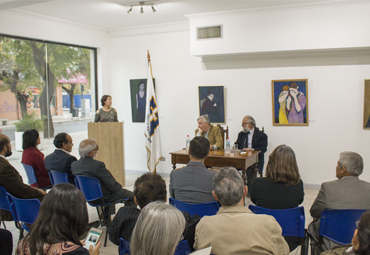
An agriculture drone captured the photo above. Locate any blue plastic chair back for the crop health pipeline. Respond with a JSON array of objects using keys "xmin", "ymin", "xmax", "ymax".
[
  {"xmin": 249, "ymin": 204, "xmax": 305, "ymax": 238},
  {"xmin": 119, "ymin": 238, "xmax": 131, "ymax": 255},
  {"xmin": 22, "ymin": 163, "xmax": 38, "ymax": 187},
  {"xmin": 319, "ymin": 209, "xmax": 367, "ymax": 244},
  {"xmin": 6, "ymin": 193, "xmax": 41, "ymax": 225},
  {"xmin": 169, "ymin": 197, "xmax": 220, "ymax": 217},
  {"xmin": 174, "ymin": 240, "xmax": 191, "ymax": 255},
  {"xmin": 0, "ymin": 186, "xmax": 11, "ymax": 212},
  {"xmin": 74, "ymin": 175, "xmax": 103, "ymax": 204},
  {"xmin": 49, "ymin": 170, "xmax": 70, "ymax": 185}
]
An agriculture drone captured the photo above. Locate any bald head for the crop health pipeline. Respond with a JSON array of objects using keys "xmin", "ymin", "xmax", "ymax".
[
  {"xmin": 78, "ymin": 139, "xmax": 98, "ymax": 158},
  {"xmin": 0, "ymin": 134, "xmax": 12, "ymax": 157}
]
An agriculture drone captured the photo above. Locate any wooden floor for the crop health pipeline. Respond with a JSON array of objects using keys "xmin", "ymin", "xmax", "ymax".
[{"xmin": 6, "ymin": 172, "xmax": 319, "ymax": 255}]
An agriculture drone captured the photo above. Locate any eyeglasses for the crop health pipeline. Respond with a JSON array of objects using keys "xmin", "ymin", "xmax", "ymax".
[
  {"xmin": 92, "ymin": 145, "xmax": 99, "ymax": 151},
  {"xmin": 242, "ymin": 122, "xmax": 249, "ymax": 125}
]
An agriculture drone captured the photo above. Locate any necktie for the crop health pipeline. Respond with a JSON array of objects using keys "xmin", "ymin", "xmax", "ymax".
[{"xmin": 243, "ymin": 132, "xmax": 250, "ymax": 148}]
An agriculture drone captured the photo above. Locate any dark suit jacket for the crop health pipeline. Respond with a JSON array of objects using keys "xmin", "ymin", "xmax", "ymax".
[
  {"xmin": 0, "ymin": 157, "xmax": 45, "ymax": 220},
  {"xmin": 71, "ymin": 156, "xmax": 122, "ymax": 199},
  {"xmin": 251, "ymin": 178, "xmax": 304, "ymax": 209},
  {"xmin": 44, "ymin": 149, "xmax": 77, "ymax": 184},
  {"xmin": 109, "ymin": 206, "xmax": 200, "ymax": 251},
  {"xmin": 235, "ymin": 128, "xmax": 268, "ymax": 173}
]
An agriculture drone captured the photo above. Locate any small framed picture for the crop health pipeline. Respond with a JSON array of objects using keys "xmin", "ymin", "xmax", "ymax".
[
  {"xmin": 198, "ymin": 86, "xmax": 225, "ymax": 124},
  {"xmin": 271, "ymin": 79, "xmax": 308, "ymax": 126},
  {"xmin": 364, "ymin": 80, "xmax": 370, "ymax": 128}
]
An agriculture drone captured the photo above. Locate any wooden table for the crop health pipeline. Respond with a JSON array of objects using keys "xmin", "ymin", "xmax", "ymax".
[{"xmin": 170, "ymin": 149, "xmax": 259, "ymax": 183}]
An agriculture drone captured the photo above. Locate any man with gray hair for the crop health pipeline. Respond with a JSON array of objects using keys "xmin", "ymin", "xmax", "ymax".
[
  {"xmin": 194, "ymin": 167, "xmax": 289, "ymax": 254},
  {"xmin": 195, "ymin": 114, "xmax": 223, "ymax": 150},
  {"xmin": 71, "ymin": 139, "xmax": 135, "ymax": 208},
  {"xmin": 309, "ymin": 151, "xmax": 370, "ymax": 252},
  {"xmin": 235, "ymin": 115, "xmax": 268, "ymax": 189}
]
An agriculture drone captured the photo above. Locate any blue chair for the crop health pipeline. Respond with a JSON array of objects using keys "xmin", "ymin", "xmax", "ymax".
[
  {"xmin": 169, "ymin": 198, "xmax": 220, "ymax": 217},
  {"xmin": 6, "ymin": 193, "xmax": 41, "ymax": 240},
  {"xmin": 0, "ymin": 186, "xmax": 11, "ymax": 228},
  {"xmin": 119, "ymin": 237, "xmax": 131, "ymax": 255},
  {"xmin": 174, "ymin": 240, "xmax": 191, "ymax": 255},
  {"xmin": 74, "ymin": 175, "xmax": 128, "ymax": 247},
  {"xmin": 21, "ymin": 163, "xmax": 38, "ymax": 187},
  {"xmin": 249, "ymin": 204, "xmax": 308, "ymax": 255},
  {"xmin": 49, "ymin": 170, "xmax": 70, "ymax": 185},
  {"xmin": 319, "ymin": 209, "xmax": 367, "ymax": 244}
]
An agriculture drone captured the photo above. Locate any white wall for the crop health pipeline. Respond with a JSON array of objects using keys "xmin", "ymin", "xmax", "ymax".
[
  {"xmin": 188, "ymin": 2, "xmax": 370, "ymax": 56},
  {"xmin": 109, "ymin": 20, "xmax": 370, "ymax": 188}
]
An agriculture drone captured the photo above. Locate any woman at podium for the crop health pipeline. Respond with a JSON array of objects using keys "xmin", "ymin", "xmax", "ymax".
[{"xmin": 94, "ymin": 95, "xmax": 118, "ymax": 122}]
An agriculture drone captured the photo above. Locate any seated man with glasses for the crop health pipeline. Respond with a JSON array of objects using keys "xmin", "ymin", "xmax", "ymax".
[{"xmin": 71, "ymin": 139, "xmax": 135, "ymax": 208}]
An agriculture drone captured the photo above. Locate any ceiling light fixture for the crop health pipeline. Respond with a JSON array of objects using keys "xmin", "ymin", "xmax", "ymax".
[{"xmin": 126, "ymin": 2, "xmax": 156, "ymax": 14}]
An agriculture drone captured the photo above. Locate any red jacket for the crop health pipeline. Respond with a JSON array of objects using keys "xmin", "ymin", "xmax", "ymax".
[{"xmin": 22, "ymin": 147, "xmax": 52, "ymax": 188}]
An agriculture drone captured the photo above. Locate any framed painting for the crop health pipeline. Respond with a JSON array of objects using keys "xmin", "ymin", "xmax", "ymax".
[
  {"xmin": 271, "ymin": 79, "xmax": 308, "ymax": 126},
  {"xmin": 364, "ymin": 80, "xmax": 370, "ymax": 128},
  {"xmin": 130, "ymin": 78, "xmax": 155, "ymax": 123},
  {"xmin": 198, "ymin": 86, "xmax": 225, "ymax": 124}
]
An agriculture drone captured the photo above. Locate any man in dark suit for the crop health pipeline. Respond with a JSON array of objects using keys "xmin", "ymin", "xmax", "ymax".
[
  {"xmin": 170, "ymin": 137, "xmax": 217, "ymax": 203},
  {"xmin": 71, "ymin": 139, "xmax": 135, "ymax": 207},
  {"xmin": 44, "ymin": 132, "xmax": 77, "ymax": 184},
  {"xmin": 235, "ymin": 116, "xmax": 268, "ymax": 190},
  {"xmin": 309, "ymin": 151, "xmax": 370, "ymax": 252},
  {"xmin": 0, "ymin": 134, "xmax": 46, "ymax": 220}
]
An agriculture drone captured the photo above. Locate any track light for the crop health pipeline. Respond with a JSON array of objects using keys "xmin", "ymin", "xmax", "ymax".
[{"xmin": 126, "ymin": 2, "xmax": 156, "ymax": 14}]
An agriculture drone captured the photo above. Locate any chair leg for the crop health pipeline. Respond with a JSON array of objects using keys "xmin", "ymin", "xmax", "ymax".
[
  {"xmin": 104, "ymin": 205, "xmax": 113, "ymax": 247},
  {"xmin": 18, "ymin": 228, "xmax": 24, "ymax": 242},
  {"xmin": 300, "ymin": 231, "xmax": 309, "ymax": 255},
  {"xmin": 1, "ymin": 220, "xmax": 6, "ymax": 229}
]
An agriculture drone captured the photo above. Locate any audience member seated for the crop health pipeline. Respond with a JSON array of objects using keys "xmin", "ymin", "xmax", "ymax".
[
  {"xmin": 250, "ymin": 144, "xmax": 304, "ymax": 251},
  {"xmin": 0, "ymin": 228, "xmax": 12, "ymax": 255},
  {"xmin": 195, "ymin": 115, "xmax": 223, "ymax": 150},
  {"xmin": 0, "ymin": 134, "xmax": 46, "ymax": 221},
  {"xmin": 234, "ymin": 115, "xmax": 268, "ymax": 189},
  {"xmin": 321, "ymin": 211, "xmax": 370, "ymax": 255},
  {"xmin": 194, "ymin": 167, "xmax": 289, "ymax": 254},
  {"xmin": 109, "ymin": 172, "xmax": 201, "ymax": 250},
  {"xmin": 130, "ymin": 201, "xmax": 186, "ymax": 255},
  {"xmin": 309, "ymin": 151, "xmax": 370, "ymax": 253},
  {"xmin": 71, "ymin": 139, "xmax": 135, "ymax": 207},
  {"xmin": 21, "ymin": 129, "xmax": 52, "ymax": 188},
  {"xmin": 44, "ymin": 132, "xmax": 77, "ymax": 184},
  {"xmin": 16, "ymin": 183, "xmax": 100, "ymax": 255},
  {"xmin": 170, "ymin": 136, "xmax": 217, "ymax": 203}
]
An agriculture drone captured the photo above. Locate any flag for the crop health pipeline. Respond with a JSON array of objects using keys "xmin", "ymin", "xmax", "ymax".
[{"xmin": 144, "ymin": 56, "xmax": 162, "ymax": 173}]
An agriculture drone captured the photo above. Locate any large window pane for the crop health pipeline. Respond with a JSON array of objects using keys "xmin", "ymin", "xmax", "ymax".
[{"xmin": 0, "ymin": 35, "xmax": 97, "ymax": 180}]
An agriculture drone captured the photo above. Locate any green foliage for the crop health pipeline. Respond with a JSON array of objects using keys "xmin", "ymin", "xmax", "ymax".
[{"xmin": 14, "ymin": 112, "xmax": 45, "ymax": 132}]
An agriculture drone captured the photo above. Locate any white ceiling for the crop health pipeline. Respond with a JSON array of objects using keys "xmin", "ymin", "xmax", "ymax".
[{"xmin": 0, "ymin": 0, "xmax": 356, "ymax": 30}]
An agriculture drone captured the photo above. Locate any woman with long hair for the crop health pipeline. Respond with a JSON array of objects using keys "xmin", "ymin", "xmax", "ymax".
[
  {"xmin": 21, "ymin": 129, "xmax": 52, "ymax": 188},
  {"xmin": 16, "ymin": 183, "xmax": 100, "ymax": 255},
  {"xmin": 130, "ymin": 201, "xmax": 185, "ymax": 255},
  {"xmin": 250, "ymin": 144, "xmax": 304, "ymax": 251},
  {"xmin": 94, "ymin": 95, "xmax": 118, "ymax": 122}
]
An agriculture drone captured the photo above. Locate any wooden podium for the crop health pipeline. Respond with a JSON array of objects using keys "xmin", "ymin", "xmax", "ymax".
[{"xmin": 88, "ymin": 122, "xmax": 125, "ymax": 186}]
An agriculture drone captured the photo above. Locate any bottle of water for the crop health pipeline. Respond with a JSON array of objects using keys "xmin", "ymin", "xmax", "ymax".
[
  {"xmin": 226, "ymin": 137, "xmax": 231, "ymax": 152},
  {"xmin": 186, "ymin": 135, "xmax": 190, "ymax": 151}
]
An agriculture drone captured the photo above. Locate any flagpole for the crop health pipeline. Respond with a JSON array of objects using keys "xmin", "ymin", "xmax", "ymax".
[{"xmin": 147, "ymin": 50, "xmax": 153, "ymax": 77}]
